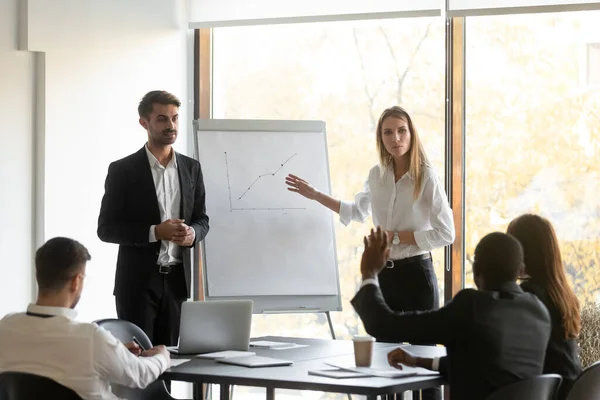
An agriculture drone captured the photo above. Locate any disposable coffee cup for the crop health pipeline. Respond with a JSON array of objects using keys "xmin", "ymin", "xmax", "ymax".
[{"xmin": 353, "ymin": 335, "xmax": 375, "ymax": 367}]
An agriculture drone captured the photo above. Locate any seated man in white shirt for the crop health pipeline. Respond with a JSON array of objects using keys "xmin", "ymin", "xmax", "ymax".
[{"xmin": 0, "ymin": 237, "xmax": 171, "ymax": 400}]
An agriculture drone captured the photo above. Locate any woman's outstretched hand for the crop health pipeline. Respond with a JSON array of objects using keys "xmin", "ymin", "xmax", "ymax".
[{"xmin": 285, "ymin": 174, "xmax": 319, "ymax": 200}]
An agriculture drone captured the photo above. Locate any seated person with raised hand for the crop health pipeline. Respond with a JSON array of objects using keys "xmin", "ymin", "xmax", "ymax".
[
  {"xmin": 353, "ymin": 227, "xmax": 552, "ymax": 400},
  {"xmin": 0, "ymin": 237, "xmax": 171, "ymax": 400}
]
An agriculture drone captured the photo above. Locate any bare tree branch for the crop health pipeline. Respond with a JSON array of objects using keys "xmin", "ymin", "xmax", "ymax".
[
  {"xmin": 380, "ymin": 23, "xmax": 432, "ymax": 105},
  {"xmin": 411, "ymin": 110, "xmax": 443, "ymax": 121},
  {"xmin": 352, "ymin": 27, "xmax": 377, "ymax": 129}
]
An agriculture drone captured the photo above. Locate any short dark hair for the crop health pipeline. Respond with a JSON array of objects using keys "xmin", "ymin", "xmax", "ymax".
[
  {"xmin": 138, "ymin": 90, "xmax": 181, "ymax": 119},
  {"xmin": 35, "ymin": 237, "xmax": 91, "ymax": 292},
  {"xmin": 473, "ymin": 232, "xmax": 524, "ymax": 285}
]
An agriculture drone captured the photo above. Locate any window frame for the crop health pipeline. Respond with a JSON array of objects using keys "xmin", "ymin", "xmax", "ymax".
[{"xmin": 193, "ymin": 18, "xmax": 468, "ymax": 303}]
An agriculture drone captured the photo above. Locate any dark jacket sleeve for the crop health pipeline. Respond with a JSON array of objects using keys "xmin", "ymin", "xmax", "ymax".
[
  {"xmin": 351, "ymin": 284, "xmax": 470, "ymax": 345},
  {"xmin": 438, "ymin": 356, "xmax": 449, "ymax": 376},
  {"xmin": 189, "ymin": 161, "xmax": 209, "ymax": 245},
  {"xmin": 97, "ymin": 162, "xmax": 151, "ymax": 247}
]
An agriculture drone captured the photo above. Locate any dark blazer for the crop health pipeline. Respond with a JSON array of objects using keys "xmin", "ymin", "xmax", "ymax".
[
  {"xmin": 352, "ymin": 282, "xmax": 551, "ymax": 400},
  {"xmin": 97, "ymin": 147, "xmax": 209, "ymax": 298},
  {"xmin": 521, "ymin": 279, "xmax": 582, "ymax": 400}
]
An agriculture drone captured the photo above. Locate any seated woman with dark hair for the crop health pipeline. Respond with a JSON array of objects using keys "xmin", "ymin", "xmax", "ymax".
[{"xmin": 507, "ymin": 213, "xmax": 582, "ymax": 400}]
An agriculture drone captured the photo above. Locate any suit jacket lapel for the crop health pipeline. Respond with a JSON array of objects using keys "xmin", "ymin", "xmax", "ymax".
[
  {"xmin": 136, "ymin": 146, "xmax": 161, "ymax": 224},
  {"xmin": 176, "ymin": 153, "xmax": 191, "ymax": 221}
]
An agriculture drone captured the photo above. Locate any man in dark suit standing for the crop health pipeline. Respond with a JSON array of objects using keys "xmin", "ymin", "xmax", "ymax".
[
  {"xmin": 352, "ymin": 228, "xmax": 551, "ymax": 400},
  {"xmin": 98, "ymin": 90, "xmax": 209, "ymax": 346}
]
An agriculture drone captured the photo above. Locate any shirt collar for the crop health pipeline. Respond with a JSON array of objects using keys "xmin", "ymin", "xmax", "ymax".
[
  {"xmin": 27, "ymin": 304, "xmax": 77, "ymax": 319},
  {"xmin": 145, "ymin": 143, "xmax": 178, "ymax": 169},
  {"xmin": 486, "ymin": 281, "xmax": 524, "ymax": 295},
  {"xmin": 385, "ymin": 167, "xmax": 413, "ymax": 183}
]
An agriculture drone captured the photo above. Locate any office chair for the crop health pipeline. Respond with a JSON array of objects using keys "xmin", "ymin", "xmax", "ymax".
[
  {"xmin": 485, "ymin": 374, "xmax": 562, "ymax": 400},
  {"xmin": 94, "ymin": 318, "xmax": 179, "ymax": 400},
  {"xmin": 0, "ymin": 371, "xmax": 82, "ymax": 400},
  {"xmin": 565, "ymin": 361, "xmax": 600, "ymax": 400}
]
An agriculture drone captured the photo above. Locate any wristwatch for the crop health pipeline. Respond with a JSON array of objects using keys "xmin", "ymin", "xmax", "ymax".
[{"xmin": 392, "ymin": 232, "xmax": 400, "ymax": 245}]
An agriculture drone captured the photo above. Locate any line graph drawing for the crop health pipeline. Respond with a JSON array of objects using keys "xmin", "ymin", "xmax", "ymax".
[
  {"xmin": 224, "ymin": 152, "xmax": 306, "ymax": 212},
  {"xmin": 238, "ymin": 153, "xmax": 297, "ymax": 200}
]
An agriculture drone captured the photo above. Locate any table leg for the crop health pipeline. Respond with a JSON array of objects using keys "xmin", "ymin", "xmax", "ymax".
[
  {"xmin": 192, "ymin": 382, "xmax": 205, "ymax": 400},
  {"xmin": 266, "ymin": 387, "xmax": 275, "ymax": 400},
  {"xmin": 220, "ymin": 384, "xmax": 231, "ymax": 400}
]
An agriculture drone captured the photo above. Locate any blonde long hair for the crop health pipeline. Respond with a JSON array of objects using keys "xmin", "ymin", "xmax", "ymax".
[{"xmin": 375, "ymin": 106, "xmax": 429, "ymax": 201}]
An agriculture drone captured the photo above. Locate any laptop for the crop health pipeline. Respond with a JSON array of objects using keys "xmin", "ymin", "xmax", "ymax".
[{"xmin": 167, "ymin": 300, "xmax": 253, "ymax": 355}]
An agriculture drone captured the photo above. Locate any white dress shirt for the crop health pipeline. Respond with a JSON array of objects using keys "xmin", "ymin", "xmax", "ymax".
[
  {"xmin": 0, "ymin": 304, "xmax": 170, "ymax": 400},
  {"xmin": 145, "ymin": 145, "xmax": 184, "ymax": 266},
  {"xmin": 340, "ymin": 164, "xmax": 455, "ymax": 260}
]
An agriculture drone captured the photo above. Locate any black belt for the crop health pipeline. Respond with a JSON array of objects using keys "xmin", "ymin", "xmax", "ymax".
[
  {"xmin": 385, "ymin": 253, "xmax": 431, "ymax": 269},
  {"xmin": 158, "ymin": 263, "xmax": 181, "ymax": 275}
]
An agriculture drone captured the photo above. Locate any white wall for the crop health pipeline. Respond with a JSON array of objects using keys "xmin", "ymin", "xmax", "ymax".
[
  {"xmin": 0, "ymin": 0, "xmax": 35, "ymax": 317},
  {"xmin": 0, "ymin": 0, "xmax": 192, "ymax": 322}
]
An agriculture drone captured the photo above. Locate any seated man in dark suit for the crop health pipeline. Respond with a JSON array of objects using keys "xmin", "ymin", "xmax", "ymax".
[{"xmin": 352, "ymin": 227, "xmax": 552, "ymax": 400}]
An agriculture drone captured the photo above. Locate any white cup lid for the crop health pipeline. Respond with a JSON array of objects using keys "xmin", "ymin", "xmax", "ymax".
[{"xmin": 352, "ymin": 335, "xmax": 375, "ymax": 342}]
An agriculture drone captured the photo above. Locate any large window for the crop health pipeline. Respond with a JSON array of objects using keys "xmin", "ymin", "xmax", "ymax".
[
  {"xmin": 212, "ymin": 17, "xmax": 447, "ymax": 340},
  {"xmin": 465, "ymin": 11, "xmax": 600, "ymax": 305}
]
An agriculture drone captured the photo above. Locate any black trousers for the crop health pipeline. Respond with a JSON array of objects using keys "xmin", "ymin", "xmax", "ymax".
[
  {"xmin": 115, "ymin": 263, "xmax": 187, "ymax": 347},
  {"xmin": 378, "ymin": 255, "xmax": 442, "ymax": 400}
]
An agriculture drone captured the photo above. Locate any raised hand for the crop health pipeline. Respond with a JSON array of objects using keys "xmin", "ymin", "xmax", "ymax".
[
  {"xmin": 360, "ymin": 226, "xmax": 391, "ymax": 280},
  {"xmin": 285, "ymin": 174, "xmax": 319, "ymax": 200}
]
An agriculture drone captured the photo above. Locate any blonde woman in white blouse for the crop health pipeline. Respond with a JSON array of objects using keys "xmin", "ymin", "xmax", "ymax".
[{"xmin": 286, "ymin": 106, "xmax": 454, "ymax": 400}]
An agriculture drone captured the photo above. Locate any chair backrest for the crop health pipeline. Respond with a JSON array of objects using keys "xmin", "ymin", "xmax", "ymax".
[
  {"xmin": 485, "ymin": 374, "xmax": 562, "ymax": 400},
  {"xmin": 95, "ymin": 318, "xmax": 153, "ymax": 350},
  {"xmin": 94, "ymin": 318, "xmax": 174, "ymax": 400},
  {"xmin": 565, "ymin": 361, "xmax": 600, "ymax": 400},
  {"xmin": 0, "ymin": 371, "xmax": 82, "ymax": 400}
]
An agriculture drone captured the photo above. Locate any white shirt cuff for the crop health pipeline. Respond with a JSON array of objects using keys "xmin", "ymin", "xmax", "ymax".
[
  {"xmin": 361, "ymin": 278, "xmax": 379, "ymax": 288},
  {"xmin": 338, "ymin": 200, "xmax": 354, "ymax": 226},
  {"xmin": 155, "ymin": 353, "xmax": 171, "ymax": 370},
  {"xmin": 413, "ymin": 230, "xmax": 431, "ymax": 251},
  {"xmin": 149, "ymin": 225, "xmax": 157, "ymax": 243},
  {"xmin": 432, "ymin": 357, "xmax": 440, "ymax": 371}
]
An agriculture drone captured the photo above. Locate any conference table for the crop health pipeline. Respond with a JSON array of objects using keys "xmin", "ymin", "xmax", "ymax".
[{"xmin": 163, "ymin": 336, "xmax": 446, "ymax": 400}]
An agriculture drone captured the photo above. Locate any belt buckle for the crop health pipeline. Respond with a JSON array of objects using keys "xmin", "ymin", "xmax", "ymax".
[
  {"xmin": 158, "ymin": 265, "xmax": 172, "ymax": 274},
  {"xmin": 385, "ymin": 260, "xmax": 394, "ymax": 269}
]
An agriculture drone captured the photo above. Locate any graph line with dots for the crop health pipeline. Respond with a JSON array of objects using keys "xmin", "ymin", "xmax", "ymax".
[{"xmin": 224, "ymin": 151, "xmax": 306, "ymax": 212}]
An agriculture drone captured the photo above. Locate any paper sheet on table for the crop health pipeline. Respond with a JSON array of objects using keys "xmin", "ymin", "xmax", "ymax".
[
  {"xmin": 270, "ymin": 344, "xmax": 309, "ymax": 350},
  {"xmin": 197, "ymin": 351, "xmax": 256, "ymax": 359},
  {"xmin": 324, "ymin": 362, "xmax": 418, "ymax": 379},
  {"xmin": 170, "ymin": 359, "xmax": 191, "ymax": 367},
  {"xmin": 308, "ymin": 369, "xmax": 371, "ymax": 379},
  {"xmin": 250, "ymin": 340, "xmax": 295, "ymax": 349}
]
